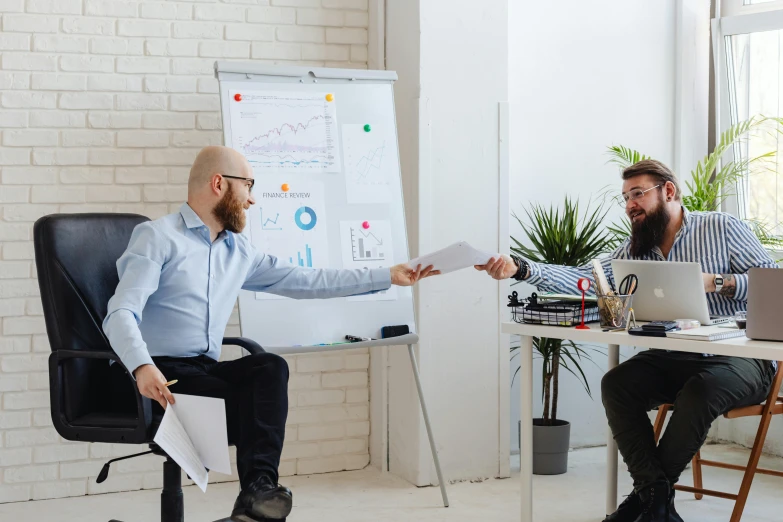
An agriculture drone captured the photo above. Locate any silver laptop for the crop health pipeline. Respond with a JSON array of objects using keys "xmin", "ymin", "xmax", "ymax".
[
  {"xmin": 747, "ymin": 267, "xmax": 783, "ymax": 341},
  {"xmin": 611, "ymin": 260, "xmax": 730, "ymax": 325}
]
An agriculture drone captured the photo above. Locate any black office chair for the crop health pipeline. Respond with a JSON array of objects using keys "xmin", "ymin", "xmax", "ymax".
[{"xmin": 34, "ymin": 214, "xmax": 264, "ymax": 522}]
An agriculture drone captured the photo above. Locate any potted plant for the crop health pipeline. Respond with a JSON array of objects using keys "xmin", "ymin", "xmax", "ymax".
[
  {"xmin": 606, "ymin": 116, "xmax": 783, "ymax": 250},
  {"xmin": 510, "ymin": 197, "xmax": 616, "ymax": 474}
]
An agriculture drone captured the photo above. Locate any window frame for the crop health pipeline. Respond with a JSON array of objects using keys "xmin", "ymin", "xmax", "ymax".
[
  {"xmin": 712, "ymin": 8, "xmax": 783, "ymax": 218},
  {"xmin": 723, "ymin": 0, "xmax": 783, "ymax": 17}
]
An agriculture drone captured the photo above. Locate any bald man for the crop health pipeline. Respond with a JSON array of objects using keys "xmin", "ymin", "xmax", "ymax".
[{"xmin": 103, "ymin": 146, "xmax": 437, "ymax": 522}]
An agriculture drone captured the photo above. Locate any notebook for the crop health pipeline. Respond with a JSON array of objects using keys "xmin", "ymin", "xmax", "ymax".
[{"xmin": 666, "ymin": 326, "xmax": 746, "ymax": 342}]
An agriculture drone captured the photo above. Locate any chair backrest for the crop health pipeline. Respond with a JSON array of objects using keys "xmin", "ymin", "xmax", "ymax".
[
  {"xmin": 34, "ymin": 214, "xmax": 149, "ymax": 425},
  {"xmin": 34, "ymin": 213, "xmax": 149, "ymax": 353}
]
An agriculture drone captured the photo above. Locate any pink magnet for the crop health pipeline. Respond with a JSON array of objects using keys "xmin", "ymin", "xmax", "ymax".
[{"xmin": 362, "ymin": 221, "xmax": 370, "ymax": 229}]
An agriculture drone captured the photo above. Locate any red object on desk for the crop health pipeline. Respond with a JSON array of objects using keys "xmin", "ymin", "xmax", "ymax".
[{"xmin": 576, "ymin": 278, "xmax": 591, "ymax": 330}]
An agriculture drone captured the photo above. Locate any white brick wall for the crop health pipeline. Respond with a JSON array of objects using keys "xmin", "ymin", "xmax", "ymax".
[{"xmin": 0, "ymin": 0, "xmax": 370, "ymax": 504}]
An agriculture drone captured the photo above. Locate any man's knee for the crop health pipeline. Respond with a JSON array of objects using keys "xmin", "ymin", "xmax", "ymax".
[
  {"xmin": 247, "ymin": 352, "xmax": 290, "ymax": 381},
  {"xmin": 601, "ymin": 364, "xmax": 632, "ymax": 404}
]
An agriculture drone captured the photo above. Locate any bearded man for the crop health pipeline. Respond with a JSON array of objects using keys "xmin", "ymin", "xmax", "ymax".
[
  {"xmin": 475, "ymin": 159, "xmax": 777, "ymax": 522},
  {"xmin": 103, "ymin": 146, "xmax": 437, "ymax": 522}
]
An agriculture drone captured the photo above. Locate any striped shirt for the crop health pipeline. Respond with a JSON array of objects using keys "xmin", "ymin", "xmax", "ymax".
[{"xmin": 525, "ymin": 207, "xmax": 778, "ymax": 317}]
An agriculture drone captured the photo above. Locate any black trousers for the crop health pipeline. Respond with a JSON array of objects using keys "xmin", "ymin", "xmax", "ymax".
[
  {"xmin": 113, "ymin": 353, "xmax": 290, "ymax": 490},
  {"xmin": 601, "ymin": 350, "xmax": 774, "ymax": 491}
]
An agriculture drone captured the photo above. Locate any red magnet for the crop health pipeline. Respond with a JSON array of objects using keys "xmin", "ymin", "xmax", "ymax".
[
  {"xmin": 362, "ymin": 221, "xmax": 370, "ymax": 229},
  {"xmin": 234, "ymin": 93, "xmax": 242, "ymax": 102}
]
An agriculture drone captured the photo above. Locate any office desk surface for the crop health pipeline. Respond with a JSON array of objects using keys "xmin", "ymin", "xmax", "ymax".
[
  {"xmin": 501, "ymin": 322, "xmax": 783, "ymax": 361},
  {"xmin": 501, "ymin": 320, "xmax": 783, "ymax": 522}
]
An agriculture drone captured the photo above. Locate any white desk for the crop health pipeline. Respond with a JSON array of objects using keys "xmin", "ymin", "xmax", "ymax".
[{"xmin": 501, "ymin": 321, "xmax": 783, "ymax": 522}]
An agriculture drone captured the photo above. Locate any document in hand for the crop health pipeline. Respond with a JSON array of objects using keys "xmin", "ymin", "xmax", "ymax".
[
  {"xmin": 409, "ymin": 241, "xmax": 496, "ymax": 275},
  {"xmin": 153, "ymin": 394, "xmax": 231, "ymax": 492}
]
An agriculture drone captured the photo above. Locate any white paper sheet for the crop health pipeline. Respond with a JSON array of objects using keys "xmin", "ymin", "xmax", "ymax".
[
  {"xmin": 339, "ymin": 220, "xmax": 397, "ymax": 302},
  {"xmin": 409, "ymin": 241, "xmax": 497, "ymax": 275},
  {"xmin": 247, "ymin": 181, "xmax": 330, "ymax": 300},
  {"xmin": 228, "ymin": 90, "xmax": 341, "ymax": 173},
  {"xmin": 342, "ymin": 124, "xmax": 397, "ymax": 204},
  {"xmin": 171, "ymin": 394, "xmax": 231, "ymax": 476},
  {"xmin": 153, "ymin": 403, "xmax": 209, "ymax": 493},
  {"xmin": 152, "ymin": 394, "xmax": 231, "ymax": 493}
]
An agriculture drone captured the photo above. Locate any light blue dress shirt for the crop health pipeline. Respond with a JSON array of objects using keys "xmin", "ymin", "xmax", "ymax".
[{"xmin": 103, "ymin": 203, "xmax": 392, "ymax": 375}]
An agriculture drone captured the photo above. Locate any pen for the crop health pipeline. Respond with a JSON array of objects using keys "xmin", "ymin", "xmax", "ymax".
[
  {"xmin": 316, "ymin": 341, "xmax": 352, "ymax": 346},
  {"xmin": 165, "ymin": 380, "xmax": 178, "ymax": 387}
]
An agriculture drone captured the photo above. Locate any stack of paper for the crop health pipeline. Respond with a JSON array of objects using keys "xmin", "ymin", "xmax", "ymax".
[
  {"xmin": 409, "ymin": 241, "xmax": 496, "ymax": 274},
  {"xmin": 153, "ymin": 394, "xmax": 231, "ymax": 492}
]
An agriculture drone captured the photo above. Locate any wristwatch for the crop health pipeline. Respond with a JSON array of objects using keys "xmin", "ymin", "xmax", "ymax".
[
  {"xmin": 510, "ymin": 254, "xmax": 529, "ymax": 281},
  {"xmin": 713, "ymin": 274, "xmax": 724, "ymax": 293}
]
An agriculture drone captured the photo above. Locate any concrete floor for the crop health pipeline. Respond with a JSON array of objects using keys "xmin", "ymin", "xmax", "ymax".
[{"xmin": 1, "ymin": 444, "xmax": 782, "ymax": 522}]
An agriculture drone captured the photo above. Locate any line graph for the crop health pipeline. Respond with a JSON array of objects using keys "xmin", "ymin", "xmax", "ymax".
[
  {"xmin": 229, "ymin": 91, "xmax": 340, "ymax": 172},
  {"xmin": 342, "ymin": 124, "xmax": 396, "ymax": 204},
  {"xmin": 260, "ymin": 208, "xmax": 282, "ymax": 230},
  {"xmin": 354, "ymin": 142, "xmax": 386, "ymax": 181}
]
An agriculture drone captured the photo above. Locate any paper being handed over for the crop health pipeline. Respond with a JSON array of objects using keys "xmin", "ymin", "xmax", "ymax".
[
  {"xmin": 409, "ymin": 241, "xmax": 496, "ymax": 275},
  {"xmin": 152, "ymin": 394, "xmax": 231, "ymax": 493}
]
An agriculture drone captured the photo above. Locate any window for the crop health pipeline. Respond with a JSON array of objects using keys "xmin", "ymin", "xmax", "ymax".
[
  {"xmin": 725, "ymin": 29, "xmax": 782, "ymax": 230},
  {"xmin": 715, "ymin": 8, "xmax": 783, "ymax": 233}
]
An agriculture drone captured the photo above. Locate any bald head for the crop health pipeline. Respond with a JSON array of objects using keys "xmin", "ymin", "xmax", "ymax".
[{"xmin": 188, "ymin": 146, "xmax": 252, "ymax": 197}]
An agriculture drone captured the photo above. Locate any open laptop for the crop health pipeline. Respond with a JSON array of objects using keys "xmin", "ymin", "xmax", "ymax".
[
  {"xmin": 611, "ymin": 260, "xmax": 731, "ymax": 325},
  {"xmin": 747, "ymin": 267, "xmax": 783, "ymax": 341}
]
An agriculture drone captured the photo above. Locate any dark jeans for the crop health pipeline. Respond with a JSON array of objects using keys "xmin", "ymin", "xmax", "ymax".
[
  {"xmin": 113, "ymin": 353, "xmax": 290, "ymax": 490},
  {"xmin": 601, "ymin": 350, "xmax": 774, "ymax": 490}
]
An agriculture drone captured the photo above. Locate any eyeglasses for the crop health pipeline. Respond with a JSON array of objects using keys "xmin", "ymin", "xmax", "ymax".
[
  {"xmin": 620, "ymin": 184, "xmax": 661, "ymax": 206},
  {"xmin": 221, "ymin": 174, "xmax": 255, "ymax": 192}
]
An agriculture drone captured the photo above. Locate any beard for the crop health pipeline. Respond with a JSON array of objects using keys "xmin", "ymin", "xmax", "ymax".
[
  {"xmin": 212, "ymin": 182, "xmax": 246, "ymax": 233},
  {"xmin": 629, "ymin": 198, "xmax": 671, "ymax": 258}
]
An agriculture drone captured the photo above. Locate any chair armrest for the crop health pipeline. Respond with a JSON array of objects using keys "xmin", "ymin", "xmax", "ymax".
[
  {"xmin": 50, "ymin": 350, "xmax": 152, "ymax": 444},
  {"xmin": 222, "ymin": 337, "xmax": 265, "ymax": 355}
]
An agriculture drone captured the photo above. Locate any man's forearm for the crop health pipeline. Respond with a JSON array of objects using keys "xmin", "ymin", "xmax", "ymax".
[
  {"xmin": 705, "ymin": 273, "xmax": 738, "ymax": 298},
  {"xmin": 719, "ymin": 274, "xmax": 737, "ymax": 298}
]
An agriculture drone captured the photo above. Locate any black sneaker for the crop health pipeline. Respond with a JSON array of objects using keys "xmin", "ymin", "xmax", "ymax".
[
  {"xmin": 231, "ymin": 476, "xmax": 292, "ymax": 521},
  {"xmin": 604, "ymin": 490, "xmax": 641, "ymax": 522},
  {"xmin": 632, "ymin": 481, "xmax": 671, "ymax": 522}
]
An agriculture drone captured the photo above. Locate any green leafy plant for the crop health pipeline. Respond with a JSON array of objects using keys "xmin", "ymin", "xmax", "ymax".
[
  {"xmin": 606, "ymin": 116, "xmax": 783, "ymax": 248},
  {"xmin": 510, "ymin": 197, "xmax": 614, "ymax": 425}
]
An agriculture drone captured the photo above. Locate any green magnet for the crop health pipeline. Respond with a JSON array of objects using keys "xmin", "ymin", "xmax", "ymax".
[{"xmin": 363, "ymin": 124, "xmax": 371, "ymax": 132}]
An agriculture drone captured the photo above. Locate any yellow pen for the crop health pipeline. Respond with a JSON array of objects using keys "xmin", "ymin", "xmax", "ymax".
[{"xmin": 165, "ymin": 380, "xmax": 178, "ymax": 387}]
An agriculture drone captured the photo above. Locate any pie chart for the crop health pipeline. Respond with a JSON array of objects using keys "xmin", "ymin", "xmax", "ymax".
[{"xmin": 294, "ymin": 206, "xmax": 317, "ymax": 231}]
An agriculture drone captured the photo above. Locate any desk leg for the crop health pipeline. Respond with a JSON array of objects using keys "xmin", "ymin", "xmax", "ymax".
[
  {"xmin": 520, "ymin": 335, "xmax": 533, "ymax": 522},
  {"xmin": 606, "ymin": 344, "xmax": 620, "ymax": 515},
  {"xmin": 407, "ymin": 344, "xmax": 449, "ymax": 508}
]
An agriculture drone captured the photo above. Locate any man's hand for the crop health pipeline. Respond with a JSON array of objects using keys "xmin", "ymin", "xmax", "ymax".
[
  {"xmin": 475, "ymin": 255, "xmax": 518, "ymax": 281},
  {"xmin": 134, "ymin": 364, "xmax": 175, "ymax": 410},
  {"xmin": 390, "ymin": 263, "xmax": 439, "ymax": 286}
]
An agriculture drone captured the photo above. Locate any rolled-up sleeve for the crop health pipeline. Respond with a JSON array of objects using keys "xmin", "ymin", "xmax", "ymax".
[
  {"xmin": 243, "ymin": 248, "xmax": 391, "ymax": 299},
  {"xmin": 102, "ymin": 222, "xmax": 167, "ymax": 376},
  {"xmin": 725, "ymin": 215, "xmax": 779, "ymax": 302}
]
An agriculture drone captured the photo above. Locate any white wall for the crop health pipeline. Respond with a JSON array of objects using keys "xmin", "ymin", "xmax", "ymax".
[
  {"xmin": 386, "ymin": 0, "xmax": 508, "ymax": 485},
  {"xmin": 508, "ymin": 0, "xmax": 681, "ymax": 452},
  {"xmin": 0, "ymin": 0, "xmax": 374, "ymax": 504}
]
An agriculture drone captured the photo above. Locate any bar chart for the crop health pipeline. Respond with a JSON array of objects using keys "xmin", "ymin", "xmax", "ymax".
[{"xmin": 289, "ymin": 244, "xmax": 313, "ymax": 267}]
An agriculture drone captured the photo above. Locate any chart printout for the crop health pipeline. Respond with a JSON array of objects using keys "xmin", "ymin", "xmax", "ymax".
[{"xmin": 229, "ymin": 91, "xmax": 341, "ymax": 173}]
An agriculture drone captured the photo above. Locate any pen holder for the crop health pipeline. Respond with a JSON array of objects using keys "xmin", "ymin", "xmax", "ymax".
[{"xmin": 596, "ymin": 293, "xmax": 634, "ymax": 329}]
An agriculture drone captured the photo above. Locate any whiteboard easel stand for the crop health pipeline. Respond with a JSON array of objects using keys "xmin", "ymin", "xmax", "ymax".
[{"xmin": 265, "ymin": 333, "xmax": 449, "ymax": 508}]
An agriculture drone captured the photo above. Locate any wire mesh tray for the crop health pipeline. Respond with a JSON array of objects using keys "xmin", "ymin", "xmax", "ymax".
[{"xmin": 508, "ymin": 291, "xmax": 599, "ymax": 327}]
